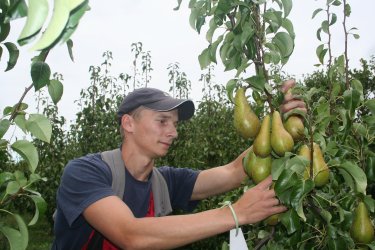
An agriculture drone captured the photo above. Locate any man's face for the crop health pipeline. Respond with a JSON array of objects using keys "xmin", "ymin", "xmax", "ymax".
[{"xmin": 130, "ymin": 108, "xmax": 179, "ymax": 158}]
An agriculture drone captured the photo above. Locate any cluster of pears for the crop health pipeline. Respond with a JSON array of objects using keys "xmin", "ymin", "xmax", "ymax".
[{"xmin": 350, "ymin": 201, "xmax": 375, "ymax": 245}]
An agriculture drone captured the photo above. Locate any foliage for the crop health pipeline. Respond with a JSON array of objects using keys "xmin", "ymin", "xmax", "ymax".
[{"xmin": 181, "ymin": 0, "xmax": 375, "ymax": 249}]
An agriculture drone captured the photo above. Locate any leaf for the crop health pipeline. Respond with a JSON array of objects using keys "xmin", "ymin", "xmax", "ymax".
[
  {"xmin": 17, "ymin": 0, "xmax": 49, "ymax": 45},
  {"xmin": 28, "ymin": 195, "xmax": 47, "ymax": 226},
  {"xmin": 280, "ymin": 209, "xmax": 301, "ymax": 234},
  {"xmin": 336, "ymin": 161, "xmax": 367, "ymax": 194},
  {"xmin": 66, "ymin": 39, "xmax": 74, "ymax": 61},
  {"xmin": 282, "ymin": 18, "xmax": 295, "ymax": 39},
  {"xmin": 344, "ymin": 3, "xmax": 351, "ymax": 17},
  {"xmin": 312, "ymin": 8, "xmax": 323, "ymax": 19},
  {"xmin": 343, "ymin": 89, "xmax": 361, "ymax": 119},
  {"xmin": 321, "ymin": 20, "xmax": 329, "ymax": 34},
  {"xmin": 226, "ymin": 79, "xmax": 237, "ymax": 104},
  {"xmin": 48, "ymin": 79, "xmax": 64, "ymax": 104},
  {"xmin": 272, "ymin": 32, "xmax": 294, "ymax": 59},
  {"xmin": 0, "ymin": 119, "xmax": 11, "ymax": 138},
  {"xmin": 290, "ymin": 179, "xmax": 314, "ymax": 221},
  {"xmin": 26, "ymin": 114, "xmax": 52, "ymax": 143},
  {"xmin": 59, "ymin": 1, "xmax": 90, "ymax": 44},
  {"xmin": 198, "ymin": 47, "xmax": 210, "ymax": 69},
  {"xmin": 4, "ymin": 42, "xmax": 19, "ymax": 71},
  {"xmin": 281, "ymin": 0, "xmax": 292, "ymax": 18},
  {"xmin": 244, "ymin": 75, "xmax": 266, "ymax": 92},
  {"xmin": 174, "ymin": 0, "xmax": 182, "ymax": 10},
  {"xmin": 31, "ymin": 61, "xmax": 51, "ymax": 91},
  {"xmin": 6, "ymin": 181, "xmax": 20, "ymax": 195},
  {"xmin": 14, "ymin": 114, "xmax": 27, "ymax": 133},
  {"xmin": 209, "ymin": 35, "xmax": 224, "ymax": 64},
  {"xmin": 0, "ymin": 22, "xmax": 11, "ymax": 42},
  {"xmin": 316, "ymin": 44, "xmax": 327, "ymax": 64},
  {"xmin": 351, "ymin": 79, "xmax": 364, "ymax": 100},
  {"xmin": 31, "ymin": 0, "xmax": 70, "ymax": 50},
  {"xmin": 330, "ymin": 13, "xmax": 337, "ymax": 26},
  {"xmin": 206, "ymin": 18, "xmax": 217, "ymax": 43},
  {"xmin": 1, "ymin": 213, "xmax": 29, "ymax": 250},
  {"xmin": 11, "ymin": 140, "xmax": 39, "ymax": 173},
  {"xmin": 365, "ymin": 99, "xmax": 375, "ymax": 115}
]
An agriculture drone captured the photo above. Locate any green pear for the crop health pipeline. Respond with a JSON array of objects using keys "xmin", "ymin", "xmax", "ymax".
[
  {"xmin": 271, "ymin": 111, "xmax": 294, "ymax": 156},
  {"xmin": 253, "ymin": 114, "xmax": 271, "ymax": 157},
  {"xmin": 284, "ymin": 115, "xmax": 305, "ymax": 141},
  {"xmin": 312, "ymin": 143, "xmax": 330, "ymax": 187},
  {"xmin": 350, "ymin": 201, "xmax": 375, "ymax": 244},
  {"xmin": 245, "ymin": 152, "xmax": 272, "ymax": 184},
  {"xmin": 243, "ymin": 147, "xmax": 254, "ymax": 178},
  {"xmin": 234, "ymin": 88, "xmax": 260, "ymax": 139},
  {"xmin": 298, "ymin": 144, "xmax": 311, "ymax": 180}
]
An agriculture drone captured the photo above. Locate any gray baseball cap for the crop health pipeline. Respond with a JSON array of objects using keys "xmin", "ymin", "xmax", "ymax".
[{"xmin": 117, "ymin": 88, "xmax": 195, "ymax": 123}]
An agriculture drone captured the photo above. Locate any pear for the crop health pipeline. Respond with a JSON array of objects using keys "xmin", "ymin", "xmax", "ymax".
[
  {"xmin": 233, "ymin": 88, "xmax": 260, "ymax": 139},
  {"xmin": 298, "ymin": 144, "xmax": 311, "ymax": 180},
  {"xmin": 253, "ymin": 114, "xmax": 271, "ymax": 157},
  {"xmin": 271, "ymin": 111, "xmax": 294, "ymax": 156},
  {"xmin": 245, "ymin": 152, "xmax": 272, "ymax": 184},
  {"xmin": 312, "ymin": 143, "xmax": 330, "ymax": 187},
  {"xmin": 350, "ymin": 201, "xmax": 375, "ymax": 244},
  {"xmin": 243, "ymin": 148, "xmax": 255, "ymax": 178},
  {"xmin": 284, "ymin": 115, "xmax": 305, "ymax": 141}
]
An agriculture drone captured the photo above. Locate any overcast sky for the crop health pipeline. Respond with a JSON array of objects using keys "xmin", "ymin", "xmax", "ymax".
[{"xmin": 2, "ymin": 0, "xmax": 375, "ymax": 124}]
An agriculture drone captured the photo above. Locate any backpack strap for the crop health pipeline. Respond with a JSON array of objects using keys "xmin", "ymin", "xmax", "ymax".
[
  {"xmin": 101, "ymin": 148, "xmax": 125, "ymax": 198},
  {"xmin": 101, "ymin": 149, "xmax": 172, "ymax": 216}
]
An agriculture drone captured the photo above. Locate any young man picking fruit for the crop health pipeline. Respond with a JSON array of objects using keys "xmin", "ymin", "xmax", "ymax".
[{"xmin": 52, "ymin": 80, "xmax": 305, "ymax": 249}]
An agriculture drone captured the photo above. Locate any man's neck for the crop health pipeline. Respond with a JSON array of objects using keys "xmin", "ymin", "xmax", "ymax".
[{"xmin": 121, "ymin": 143, "xmax": 154, "ymax": 182}]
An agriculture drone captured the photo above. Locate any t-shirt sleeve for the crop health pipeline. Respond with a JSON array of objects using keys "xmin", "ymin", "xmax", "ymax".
[
  {"xmin": 158, "ymin": 166, "xmax": 200, "ymax": 212},
  {"xmin": 57, "ymin": 154, "xmax": 115, "ymax": 226}
]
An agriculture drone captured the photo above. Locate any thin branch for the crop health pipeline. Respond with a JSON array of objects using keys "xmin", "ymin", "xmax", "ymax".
[
  {"xmin": 254, "ymin": 226, "xmax": 275, "ymax": 250},
  {"xmin": 343, "ymin": 0, "xmax": 350, "ymax": 89},
  {"xmin": 9, "ymin": 83, "xmax": 34, "ymax": 122}
]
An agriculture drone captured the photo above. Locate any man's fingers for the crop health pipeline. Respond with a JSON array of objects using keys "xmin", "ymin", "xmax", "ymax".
[
  {"xmin": 254, "ymin": 175, "xmax": 273, "ymax": 190},
  {"xmin": 280, "ymin": 79, "xmax": 296, "ymax": 94},
  {"xmin": 280, "ymin": 100, "xmax": 306, "ymax": 113}
]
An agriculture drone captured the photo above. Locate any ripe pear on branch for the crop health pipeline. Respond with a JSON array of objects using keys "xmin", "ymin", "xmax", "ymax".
[
  {"xmin": 312, "ymin": 143, "xmax": 330, "ymax": 187},
  {"xmin": 233, "ymin": 88, "xmax": 260, "ymax": 139},
  {"xmin": 284, "ymin": 115, "xmax": 305, "ymax": 141},
  {"xmin": 253, "ymin": 114, "xmax": 271, "ymax": 157},
  {"xmin": 243, "ymin": 149, "xmax": 272, "ymax": 184},
  {"xmin": 298, "ymin": 144, "xmax": 311, "ymax": 180},
  {"xmin": 271, "ymin": 111, "xmax": 294, "ymax": 156},
  {"xmin": 350, "ymin": 201, "xmax": 375, "ymax": 245}
]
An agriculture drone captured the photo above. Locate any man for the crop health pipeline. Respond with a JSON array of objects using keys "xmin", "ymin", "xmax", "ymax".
[{"xmin": 52, "ymin": 80, "xmax": 305, "ymax": 249}]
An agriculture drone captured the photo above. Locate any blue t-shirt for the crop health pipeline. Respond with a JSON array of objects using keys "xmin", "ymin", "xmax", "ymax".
[{"xmin": 52, "ymin": 153, "xmax": 200, "ymax": 249}]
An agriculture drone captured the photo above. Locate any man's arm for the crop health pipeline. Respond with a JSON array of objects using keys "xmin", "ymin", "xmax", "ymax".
[{"xmin": 83, "ymin": 176, "xmax": 285, "ymax": 249}]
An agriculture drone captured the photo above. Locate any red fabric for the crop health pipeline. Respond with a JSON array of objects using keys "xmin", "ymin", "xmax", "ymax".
[{"xmin": 82, "ymin": 192, "xmax": 155, "ymax": 250}]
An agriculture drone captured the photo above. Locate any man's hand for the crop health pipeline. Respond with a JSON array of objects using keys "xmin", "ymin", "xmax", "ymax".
[
  {"xmin": 279, "ymin": 79, "xmax": 307, "ymax": 114},
  {"xmin": 233, "ymin": 176, "xmax": 287, "ymax": 225}
]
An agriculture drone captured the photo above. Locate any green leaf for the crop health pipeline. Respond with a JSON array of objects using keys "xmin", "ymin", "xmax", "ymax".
[
  {"xmin": 31, "ymin": 0, "xmax": 70, "ymax": 50},
  {"xmin": 59, "ymin": 0, "xmax": 89, "ymax": 44},
  {"xmin": 343, "ymin": 89, "xmax": 361, "ymax": 119},
  {"xmin": 290, "ymin": 179, "xmax": 314, "ymax": 221},
  {"xmin": 321, "ymin": 20, "xmax": 329, "ymax": 34},
  {"xmin": 312, "ymin": 8, "xmax": 323, "ymax": 19},
  {"xmin": 14, "ymin": 114, "xmax": 27, "ymax": 133},
  {"xmin": 31, "ymin": 61, "xmax": 51, "ymax": 91},
  {"xmin": 6, "ymin": 181, "xmax": 20, "ymax": 195},
  {"xmin": 48, "ymin": 79, "xmax": 64, "ymax": 104},
  {"xmin": 330, "ymin": 13, "xmax": 337, "ymax": 26},
  {"xmin": 198, "ymin": 47, "xmax": 210, "ymax": 69},
  {"xmin": 66, "ymin": 39, "xmax": 74, "ymax": 61},
  {"xmin": 4, "ymin": 42, "xmax": 19, "ymax": 71},
  {"xmin": 26, "ymin": 114, "xmax": 52, "ymax": 143},
  {"xmin": 11, "ymin": 140, "xmax": 39, "ymax": 173},
  {"xmin": 316, "ymin": 44, "xmax": 327, "ymax": 64},
  {"xmin": 0, "ymin": 22, "xmax": 11, "ymax": 42},
  {"xmin": 209, "ymin": 35, "xmax": 223, "ymax": 64},
  {"xmin": 336, "ymin": 161, "xmax": 367, "ymax": 194},
  {"xmin": 282, "ymin": 18, "xmax": 295, "ymax": 39},
  {"xmin": 351, "ymin": 79, "xmax": 364, "ymax": 100},
  {"xmin": 174, "ymin": 0, "xmax": 182, "ymax": 10},
  {"xmin": 226, "ymin": 79, "xmax": 237, "ymax": 104},
  {"xmin": 0, "ymin": 213, "xmax": 29, "ymax": 250},
  {"xmin": 280, "ymin": 209, "xmax": 300, "ymax": 234},
  {"xmin": 206, "ymin": 18, "xmax": 217, "ymax": 43},
  {"xmin": 365, "ymin": 99, "xmax": 375, "ymax": 115},
  {"xmin": 272, "ymin": 32, "xmax": 294, "ymax": 59},
  {"xmin": 0, "ymin": 119, "xmax": 11, "ymax": 138},
  {"xmin": 28, "ymin": 195, "xmax": 47, "ymax": 226},
  {"xmin": 281, "ymin": 0, "xmax": 292, "ymax": 17},
  {"xmin": 244, "ymin": 75, "xmax": 266, "ymax": 92},
  {"xmin": 0, "ymin": 172, "xmax": 14, "ymax": 185},
  {"xmin": 344, "ymin": 3, "xmax": 351, "ymax": 17},
  {"xmin": 17, "ymin": 0, "xmax": 49, "ymax": 45}
]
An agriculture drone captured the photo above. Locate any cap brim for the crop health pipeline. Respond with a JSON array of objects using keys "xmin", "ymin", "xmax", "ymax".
[{"xmin": 144, "ymin": 99, "xmax": 195, "ymax": 121}]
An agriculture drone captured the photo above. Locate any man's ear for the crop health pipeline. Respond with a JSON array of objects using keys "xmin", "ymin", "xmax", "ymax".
[{"xmin": 121, "ymin": 114, "xmax": 135, "ymax": 133}]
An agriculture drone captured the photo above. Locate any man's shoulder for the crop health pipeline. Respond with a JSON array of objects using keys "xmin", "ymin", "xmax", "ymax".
[{"xmin": 63, "ymin": 152, "xmax": 110, "ymax": 176}]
